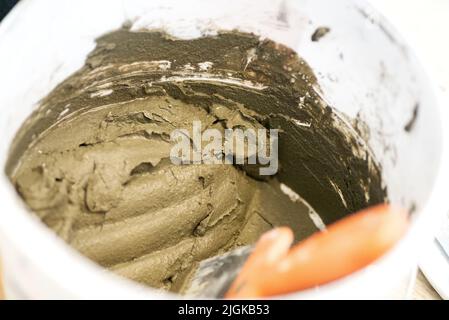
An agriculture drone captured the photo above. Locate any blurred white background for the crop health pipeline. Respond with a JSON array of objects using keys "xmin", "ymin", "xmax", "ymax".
[{"xmin": 371, "ymin": 0, "xmax": 449, "ymax": 92}]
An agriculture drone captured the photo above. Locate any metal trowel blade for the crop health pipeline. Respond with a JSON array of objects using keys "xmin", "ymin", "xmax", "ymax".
[{"xmin": 185, "ymin": 245, "xmax": 253, "ymax": 298}]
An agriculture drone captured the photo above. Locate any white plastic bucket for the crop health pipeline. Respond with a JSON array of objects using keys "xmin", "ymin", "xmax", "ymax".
[{"xmin": 0, "ymin": 0, "xmax": 447, "ymax": 299}]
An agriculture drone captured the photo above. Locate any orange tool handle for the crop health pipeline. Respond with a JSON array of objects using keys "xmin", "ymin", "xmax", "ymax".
[{"xmin": 225, "ymin": 204, "xmax": 409, "ymax": 298}]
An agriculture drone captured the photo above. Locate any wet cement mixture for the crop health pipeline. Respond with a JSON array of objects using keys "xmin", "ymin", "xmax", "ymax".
[
  {"xmin": 311, "ymin": 27, "xmax": 331, "ymax": 42},
  {"xmin": 6, "ymin": 29, "xmax": 387, "ymax": 294}
]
